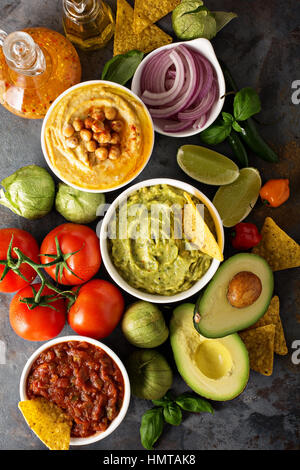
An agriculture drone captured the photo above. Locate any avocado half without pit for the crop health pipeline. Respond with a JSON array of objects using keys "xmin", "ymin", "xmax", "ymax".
[
  {"xmin": 170, "ymin": 303, "xmax": 249, "ymax": 401},
  {"xmin": 194, "ymin": 253, "xmax": 274, "ymax": 338}
]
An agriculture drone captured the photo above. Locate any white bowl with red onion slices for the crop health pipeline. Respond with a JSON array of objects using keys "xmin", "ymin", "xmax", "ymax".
[{"xmin": 131, "ymin": 38, "xmax": 225, "ymax": 137}]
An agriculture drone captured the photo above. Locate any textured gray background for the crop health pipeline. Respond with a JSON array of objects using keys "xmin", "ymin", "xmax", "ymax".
[{"xmin": 0, "ymin": 0, "xmax": 299, "ymax": 451}]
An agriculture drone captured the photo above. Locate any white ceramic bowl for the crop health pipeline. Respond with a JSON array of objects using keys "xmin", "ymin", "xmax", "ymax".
[
  {"xmin": 131, "ymin": 38, "xmax": 225, "ymax": 138},
  {"xmin": 41, "ymin": 80, "xmax": 155, "ymax": 193},
  {"xmin": 100, "ymin": 178, "xmax": 224, "ymax": 304},
  {"xmin": 19, "ymin": 335, "xmax": 131, "ymax": 447}
]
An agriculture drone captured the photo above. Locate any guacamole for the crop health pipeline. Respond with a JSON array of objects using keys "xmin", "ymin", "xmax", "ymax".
[{"xmin": 109, "ymin": 184, "xmax": 214, "ymax": 296}]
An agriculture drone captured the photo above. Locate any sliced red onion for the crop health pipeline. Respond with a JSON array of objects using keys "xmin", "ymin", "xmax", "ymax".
[
  {"xmin": 180, "ymin": 51, "xmax": 207, "ymax": 111},
  {"xmin": 139, "ymin": 44, "xmax": 218, "ymax": 133},
  {"xmin": 141, "ymin": 50, "xmax": 185, "ymax": 106},
  {"xmin": 157, "ymin": 54, "xmax": 174, "ymax": 92},
  {"xmin": 148, "ymin": 47, "xmax": 197, "ymax": 119},
  {"xmin": 178, "ymin": 83, "xmax": 216, "ymax": 121},
  {"xmin": 163, "ymin": 119, "xmax": 195, "ymax": 132},
  {"xmin": 165, "ymin": 78, "xmax": 175, "ymax": 90},
  {"xmin": 141, "ymin": 51, "xmax": 166, "ymax": 92},
  {"xmin": 193, "ymin": 113, "xmax": 208, "ymax": 130},
  {"xmin": 166, "ymin": 69, "xmax": 176, "ymax": 79},
  {"xmin": 194, "ymin": 54, "xmax": 214, "ymax": 100}
]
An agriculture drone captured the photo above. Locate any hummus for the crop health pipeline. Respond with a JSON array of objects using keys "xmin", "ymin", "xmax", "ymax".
[
  {"xmin": 44, "ymin": 83, "xmax": 153, "ymax": 190},
  {"xmin": 109, "ymin": 184, "xmax": 215, "ymax": 296}
]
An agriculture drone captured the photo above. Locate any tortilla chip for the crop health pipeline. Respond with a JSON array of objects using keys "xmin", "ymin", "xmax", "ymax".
[
  {"xmin": 114, "ymin": 0, "xmax": 172, "ymax": 56},
  {"xmin": 183, "ymin": 192, "xmax": 223, "ymax": 261},
  {"xmin": 246, "ymin": 296, "xmax": 288, "ymax": 356},
  {"xmin": 19, "ymin": 398, "xmax": 72, "ymax": 450},
  {"xmin": 239, "ymin": 324, "xmax": 275, "ymax": 376},
  {"xmin": 252, "ymin": 217, "xmax": 300, "ymax": 271},
  {"xmin": 133, "ymin": 0, "xmax": 180, "ymax": 34}
]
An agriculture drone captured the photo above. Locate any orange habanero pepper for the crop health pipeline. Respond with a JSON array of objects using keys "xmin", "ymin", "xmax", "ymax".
[{"xmin": 260, "ymin": 179, "xmax": 290, "ymax": 207}]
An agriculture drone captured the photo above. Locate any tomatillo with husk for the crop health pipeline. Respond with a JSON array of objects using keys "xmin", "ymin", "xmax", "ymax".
[
  {"xmin": 121, "ymin": 301, "xmax": 169, "ymax": 348},
  {"xmin": 127, "ymin": 349, "xmax": 173, "ymax": 400}
]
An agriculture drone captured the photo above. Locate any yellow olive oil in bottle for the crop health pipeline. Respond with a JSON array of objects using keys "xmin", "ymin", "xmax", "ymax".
[{"xmin": 62, "ymin": 0, "xmax": 115, "ymax": 51}]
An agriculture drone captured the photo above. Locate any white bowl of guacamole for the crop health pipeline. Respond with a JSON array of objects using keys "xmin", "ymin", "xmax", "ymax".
[{"xmin": 100, "ymin": 179, "xmax": 224, "ymax": 303}]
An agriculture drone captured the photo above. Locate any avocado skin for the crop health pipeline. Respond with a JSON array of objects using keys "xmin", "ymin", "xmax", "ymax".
[
  {"xmin": 193, "ymin": 253, "xmax": 274, "ymax": 338},
  {"xmin": 193, "ymin": 294, "xmax": 203, "ymax": 334}
]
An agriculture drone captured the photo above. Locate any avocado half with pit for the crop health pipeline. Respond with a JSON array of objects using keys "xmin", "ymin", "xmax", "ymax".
[
  {"xmin": 170, "ymin": 303, "xmax": 249, "ymax": 401},
  {"xmin": 194, "ymin": 253, "xmax": 274, "ymax": 338}
]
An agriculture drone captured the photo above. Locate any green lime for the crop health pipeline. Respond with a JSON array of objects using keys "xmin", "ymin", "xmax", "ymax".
[
  {"xmin": 177, "ymin": 145, "xmax": 240, "ymax": 185},
  {"xmin": 212, "ymin": 168, "xmax": 261, "ymax": 227}
]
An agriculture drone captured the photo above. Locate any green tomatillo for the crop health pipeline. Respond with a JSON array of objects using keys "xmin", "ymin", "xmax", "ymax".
[{"xmin": 127, "ymin": 349, "xmax": 173, "ymax": 400}]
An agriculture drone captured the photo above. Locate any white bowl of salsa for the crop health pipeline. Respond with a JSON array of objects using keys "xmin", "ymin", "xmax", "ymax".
[{"xmin": 19, "ymin": 335, "xmax": 131, "ymax": 447}]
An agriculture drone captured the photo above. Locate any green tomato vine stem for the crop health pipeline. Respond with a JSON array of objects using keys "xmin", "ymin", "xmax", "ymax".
[
  {"xmin": 13, "ymin": 246, "xmax": 77, "ymax": 307},
  {"xmin": 1, "ymin": 235, "xmax": 80, "ymax": 309}
]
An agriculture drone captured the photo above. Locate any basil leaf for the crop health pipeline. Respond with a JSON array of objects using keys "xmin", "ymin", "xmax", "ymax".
[
  {"xmin": 176, "ymin": 393, "xmax": 214, "ymax": 414},
  {"xmin": 152, "ymin": 399, "xmax": 170, "ymax": 407},
  {"xmin": 101, "ymin": 50, "xmax": 144, "ymax": 85},
  {"xmin": 163, "ymin": 403, "xmax": 182, "ymax": 426},
  {"xmin": 232, "ymin": 121, "xmax": 244, "ymax": 133},
  {"xmin": 233, "ymin": 87, "xmax": 261, "ymax": 121},
  {"xmin": 222, "ymin": 112, "xmax": 234, "ymax": 124},
  {"xmin": 152, "ymin": 391, "xmax": 174, "ymax": 407},
  {"xmin": 211, "ymin": 11, "xmax": 238, "ymax": 33},
  {"xmin": 200, "ymin": 119, "xmax": 232, "ymax": 145},
  {"xmin": 172, "ymin": 2, "xmax": 217, "ymax": 40},
  {"xmin": 140, "ymin": 407, "xmax": 164, "ymax": 450}
]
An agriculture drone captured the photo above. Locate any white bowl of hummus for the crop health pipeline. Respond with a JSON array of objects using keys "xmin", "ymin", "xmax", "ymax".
[
  {"xmin": 41, "ymin": 80, "xmax": 154, "ymax": 192},
  {"xmin": 100, "ymin": 178, "xmax": 224, "ymax": 303}
]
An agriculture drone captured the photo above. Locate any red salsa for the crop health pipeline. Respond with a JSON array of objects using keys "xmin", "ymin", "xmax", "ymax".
[{"xmin": 26, "ymin": 341, "xmax": 125, "ymax": 438}]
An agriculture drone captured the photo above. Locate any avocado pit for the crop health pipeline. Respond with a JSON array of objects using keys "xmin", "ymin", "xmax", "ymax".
[{"xmin": 227, "ymin": 271, "xmax": 262, "ymax": 308}]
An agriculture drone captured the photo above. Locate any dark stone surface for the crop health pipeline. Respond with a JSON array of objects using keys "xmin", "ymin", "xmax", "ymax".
[{"xmin": 0, "ymin": 0, "xmax": 299, "ymax": 451}]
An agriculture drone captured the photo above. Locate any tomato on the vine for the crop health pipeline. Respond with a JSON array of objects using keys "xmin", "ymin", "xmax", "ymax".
[
  {"xmin": 68, "ymin": 279, "xmax": 124, "ymax": 339},
  {"xmin": 40, "ymin": 223, "xmax": 101, "ymax": 286},
  {"xmin": 9, "ymin": 283, "xmax": 66, "ymax": 341},
  {"xmin": 0, "ymin": 228, "xmax": 39, "ymax": 293}
]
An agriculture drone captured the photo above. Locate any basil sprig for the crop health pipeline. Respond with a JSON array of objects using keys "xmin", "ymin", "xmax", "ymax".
[
  {"xmin": 140, "ymin": 390, "xmax": 214, "ymax": 450},
  {"xmin": 175, "ymin": 392, "xmax": 214, "ymax": 413},
  {"xmin": 233, "ymin": 87, "xmax": 261, "ymax": 121},
  {"xmin": 101, "ymin": 50, "xmax": 144, "ymax": 85},
  {"xmin": 201, "ymin": 87, "xmax": 261, "ymax": 145},
  {"xmin": 163, "ymin": 402, "xmax": 182, "ymax": 426},
  {"xmin": 140, "ymin": 408, "xmax": 164, "ymax": 451}
]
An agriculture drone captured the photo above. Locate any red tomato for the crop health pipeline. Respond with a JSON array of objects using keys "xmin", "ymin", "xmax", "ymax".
[
  {"xmin": 40, "ymin": 223, "xmax": 101, "ymax": 286},
  {"xmin": 0, "ymin": 228, "xmax": 39, "ymax": 293},
  {"xmin": 9, "ymin": 283, "xmax": 66, "ymax": 341},
  {"xmin": 68, "ymin": 279, "xmax": 124, "ymax": 339}
]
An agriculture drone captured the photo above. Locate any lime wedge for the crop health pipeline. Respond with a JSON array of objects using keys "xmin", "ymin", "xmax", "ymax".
[
  {"xmin": 177, "ymin": 145, "xmax": 239, "ymax": 185},
  {"xmin": 213, "ymin": 168, "xmax": 262, "ymax": 227}
]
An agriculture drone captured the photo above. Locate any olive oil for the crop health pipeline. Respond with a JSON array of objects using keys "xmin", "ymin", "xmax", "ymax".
[{"xmin": 63, "ymin": 0, "xmax": 115, "ymax": 51}]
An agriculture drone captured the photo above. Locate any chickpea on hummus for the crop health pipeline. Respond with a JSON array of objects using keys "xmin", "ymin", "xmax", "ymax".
[
  {"xmin": 43, "ymin": 83, "xmax": 153, "ymax": 191},
  {"xmin": 109, "ymin": 185, "xmax": 216, "ymax": 296}
]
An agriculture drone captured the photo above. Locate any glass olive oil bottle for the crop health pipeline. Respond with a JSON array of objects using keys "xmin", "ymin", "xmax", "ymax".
[
  {"xmin": 62, "ymin": 0, "xmax": 115, "ymax": 51},
  {"xmin": 0, "ymin": 27, "xmax": 81, "ymax": 118}
]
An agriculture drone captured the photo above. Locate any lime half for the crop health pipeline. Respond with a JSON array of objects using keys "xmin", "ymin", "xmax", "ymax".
[
  {"xmin": 213, "ymin": 168, "xmax": 262, "ymax": 227},
  {"xmin": 177, "ymin": 145, "xmax": 239, "ymax": 186}
]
